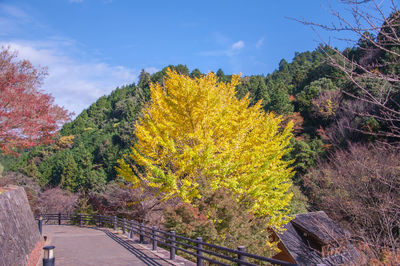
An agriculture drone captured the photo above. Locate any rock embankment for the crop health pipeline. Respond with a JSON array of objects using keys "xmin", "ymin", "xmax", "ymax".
[{"xmin": 0, "ymin": 185, "xmax": 41, "ymax": 266}]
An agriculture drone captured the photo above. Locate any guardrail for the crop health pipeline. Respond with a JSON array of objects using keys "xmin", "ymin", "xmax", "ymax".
[{"xmin": 36, "ymin": 213, "xmax": 296, "ymax": 266}]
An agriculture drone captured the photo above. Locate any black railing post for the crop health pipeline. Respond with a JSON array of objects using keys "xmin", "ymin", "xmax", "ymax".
[
  {"xmin": 98, "ymin": 215, "xmax": 102, "ymax": 227},
  {"xmin": 152, "ymin": 226, "xmax": 157, "ymax": 251},
  {"xmin": 197, "ymin": 237, "xmax": 203, "ymax": 266},
  {"xmin": 79, "ymin": 214, "xmax": 83, "ymax": 227},
  {"xmin": 139, "ymin": 223, "xmax": 144, "ymax": 243},
  {"xmin": 129, "ymin": 220, "xmax": 134, "ymax": 238},
  {"xmin": 113, "ymin": 216, "xmax": 117, "ymax": 231},
  {"xmin": 122, "ymin": 218, "xmax": 126, "ymax": 234},
  {"xmin": 237, "ymin": 246, "xmax": 246, "ymax": 266},
  {"xmin": 42, "ymin": 245, "xmax": 55, "ymax": 266},
  {"xmin": 58, "ymin": 212, "xmax": 61, "ymax": 225},
  {"xmin": 38, "ymin": 216, "xmax": 43, "ymax": 235},
  {"xmin": 170, "ymin": 231, "xmax": 176, "ymax": 260}
]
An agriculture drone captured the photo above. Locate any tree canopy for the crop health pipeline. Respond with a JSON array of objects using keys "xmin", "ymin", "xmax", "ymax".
[
  {"xmin": 117, "ymin": 69, "xmax": 294, "ymax": 228},
  {"xmin": 0, "ymin": 46, "xmax": 72, "ymax": 154}
]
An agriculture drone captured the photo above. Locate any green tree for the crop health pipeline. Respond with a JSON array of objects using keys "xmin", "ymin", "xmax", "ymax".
[
  {"xmin": 267, "ymin": 82, "xmax": 294, "ymax": 114},
  {"xmin": 297, "ymin": 78, "xmax": 337, "ymax": 114},
  {"xmin": 289, "ymin": 138, "xmax": 324, "ymax": 181},
  {"xmin": 60, "ymin": 151, "xmax": 79, "ymax": 191},
  {"xmin": 190, "ymin": 68, "xmax": 202, "ymax": 78},
  {"xmin": 138, "ymin": 69, "xmax": 151, "ymax": 88},
  {"xmin": 236, "ymin": 76, "xmax": 269, "ymax": 106}
]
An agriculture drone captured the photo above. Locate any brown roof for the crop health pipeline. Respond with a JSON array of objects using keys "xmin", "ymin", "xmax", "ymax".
[
  {"xmin": 291, "ymin": 211, "xmax": 352, "ymax": 245},
  {"xmin": 274, "ymin": 211, "xmax": 361, "ymax": 266}
]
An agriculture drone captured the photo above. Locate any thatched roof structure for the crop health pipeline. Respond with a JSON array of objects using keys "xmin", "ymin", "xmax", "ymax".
[
  {"xmin": 273, "ymin": 211, "xmax": 362, "ymax": 265},
  {"xmin": 291, "ymin": 211, "xmax": 352, "ymax": 245}
]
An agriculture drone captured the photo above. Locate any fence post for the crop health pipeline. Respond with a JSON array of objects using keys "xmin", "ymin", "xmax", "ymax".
[
  {"xmin": 98, "ymin": 215, "xmax": 102, "ymax": 227},
  {"xmin": 139, "ymin": 223, "xmax": 144, "ymax": 243},
  {"xmin": 58, "ymin": 212, "xmax": 61, "ymax": 225},
  {"xmin": 113, "ymin": 216, "xmax": 117, "ymax": 231},
  {"xmin": 170, "ymin": 231, "xmax": 176, "ymax": 260},
  {"xmin": 38, "ymin": 216, "xmax": 43, "ymax": 235},
  {"xmin": 152, "ymin": 226, "xmax": 157, "ymax": 251},
  {"xmin": 196, "ymin": 237, "xmax": 203, "ymax": 266},
  {"xmin": 79, "ymin": 214, "xmax": 83, "ymax": 227},
  {"xmin": 122, "ymin": 218, "xmax": 126, "ymax": 234},
  {"xmin": 237, "ymin": 246, "xmax": 246, "ymax": 266},
  {"xmin": 129, "ymin": 220, "xmax": 134, "ymax": 238}
]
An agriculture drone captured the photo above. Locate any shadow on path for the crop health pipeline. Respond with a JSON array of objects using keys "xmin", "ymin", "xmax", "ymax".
[
  {"xmin": 95, "ymin": 227, "xmax": 166, "ymax": 266},
  {"xmin": 42, "ymin": 223, "xmax": 178, "ymax": 265}
]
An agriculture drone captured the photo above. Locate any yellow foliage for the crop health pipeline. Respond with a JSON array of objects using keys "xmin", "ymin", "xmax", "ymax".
[
  {"xmin": 57, "ymin": 135, "xmax": 75, "ymax": 149},
  {"xmin": 117, "ymin": 69, "xmax": 294, "ymax": 229}
]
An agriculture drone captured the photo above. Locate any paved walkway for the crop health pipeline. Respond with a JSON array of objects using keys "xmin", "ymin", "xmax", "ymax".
[{"xmin": 42, "ymin": 225, "xmax": 184, "ymax": 266}]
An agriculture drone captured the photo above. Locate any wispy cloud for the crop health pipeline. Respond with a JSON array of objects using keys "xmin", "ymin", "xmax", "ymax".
[
  {"xmin": 0, "ymin": 3, "xmax": 155, "ymax": 116},
  {"xmin": 255, "ymin": 37, "xmax": 264, "ymax": 49},
  {"xmin": 2, "ymin": 41, "xmax": 140, "ymax": 116},
  {"xmin": 199, "ymin": 40, "xmax": 245, "ymax": 57},
  {"xmin": 0, "ymin": 4, "xmax": 33, "ymax": 36},
  {"xmin": 0, "ymin": 4, "xmax": 29, "ymax": 19},
  {"xmin": 69, "ymin": 0, "xmax": 84, "ymax": 3},
  {"xmin": 232, "ymin": 40, "xmax": 245, "ymax": 50},
  {"xmin": 213, "ymin": 32, "xmax": 230, "ymax": 46}
]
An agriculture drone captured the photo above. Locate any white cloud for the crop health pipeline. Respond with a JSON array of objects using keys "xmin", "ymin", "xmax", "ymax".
[
  {"xmin": 199, "ymin": 40, "xmax": 245, "ymax": 57},
  {"xmin": 0, "ymin": 3, "xmax": 158, "ymax": 117},
  {"xmin": 2, "ymin": 41, "xmax": 141, "ymax": 116},
  {"xmin": 231, "ymin": 40, "xmax": 245, "ymax": 50},
  {"xmin": 256, "ymin": 37, "xmax": 264, "ymax": 49}
]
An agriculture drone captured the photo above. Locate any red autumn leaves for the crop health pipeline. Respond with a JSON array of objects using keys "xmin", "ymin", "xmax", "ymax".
[{"xmin": 0, "ymin": 47, "xmax": 72, "ymax": 154}]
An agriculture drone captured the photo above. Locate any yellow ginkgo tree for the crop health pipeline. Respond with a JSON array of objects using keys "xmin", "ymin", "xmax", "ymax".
[{"xmin": 117, "ymin": 69, "xmax": 294, "ymax": 229}]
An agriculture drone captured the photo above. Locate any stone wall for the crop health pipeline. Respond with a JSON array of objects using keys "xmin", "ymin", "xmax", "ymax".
[{"xmin": 0, "ymin": 185, "xmax": 41, "ymax": 266}]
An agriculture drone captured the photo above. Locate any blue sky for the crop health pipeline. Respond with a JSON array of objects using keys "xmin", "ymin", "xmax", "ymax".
[{"xmin": 0, "ymin": 0, "xmax": 392, "ymax": 115}]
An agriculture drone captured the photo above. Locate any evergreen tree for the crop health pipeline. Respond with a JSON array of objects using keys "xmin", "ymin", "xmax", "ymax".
[
  {"xmin": 267, "ymin": 82, "xmax": 294, "ymax": 114},
  {"xmin": 190, "ymin": 68, "xmax": 202, "ymax": 78},
  {"xmin": 60, "ymin": 151, "xmax": 79, "ymax": 191}
]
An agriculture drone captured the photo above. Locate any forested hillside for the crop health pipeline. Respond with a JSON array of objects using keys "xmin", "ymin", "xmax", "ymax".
[
  {"xmin": 1, "ymin": 10, "xmax": 399, "ymax": 262},
  {"xmin": 2, "ymin": 49, "xmax": 335, "ymax": 192}
]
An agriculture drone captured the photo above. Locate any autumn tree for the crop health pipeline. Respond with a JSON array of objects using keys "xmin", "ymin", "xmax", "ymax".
[
  {"xmin": 295, "ymin": 4, "xmax": 400, "ymax": 261},
  {"xmin": 35, "ymin": 187, "xmax": 79, "ymax": 215},
  {"xmin": 304, "ymin": 143, "xmax": 400, "ymax": 261},
  {"xmin": 163, "ymin": 189, "xmax": 275, "ymax": 257},
  {"xmin": 89, "ymin": 182, "xmax": 170, "ymax": 225},
  {"xmin": 299, "ymin": 1, "xmax": 400, "ymax": 141},
  {"xmin": 0, "ymin": 46, "xmax": 71, "ymax": 154},
  {"xmin": 117, "ymin": 69, "xmax": 294, "ymax": 230}
]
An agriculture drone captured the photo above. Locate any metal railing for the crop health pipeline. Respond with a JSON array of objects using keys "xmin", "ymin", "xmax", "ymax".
[{"xmin": 36, "ymin": 213, "xmax": 296, "ymax": 266}]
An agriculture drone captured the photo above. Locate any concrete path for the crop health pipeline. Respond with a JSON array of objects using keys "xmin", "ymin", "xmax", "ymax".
[{"xmin": 42, "ymin": 225, "xmax": 176, "ymax": 266}]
